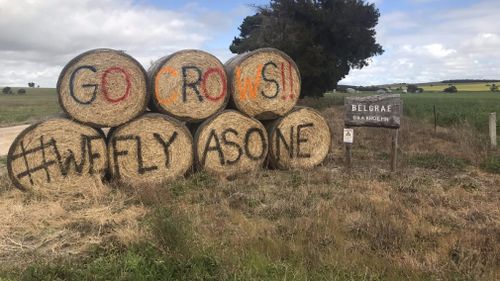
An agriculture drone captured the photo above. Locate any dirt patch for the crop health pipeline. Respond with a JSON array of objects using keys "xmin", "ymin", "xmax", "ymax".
[{"xmin": 0, "ymin": 125, "xmax": 29, "ymax": 156}]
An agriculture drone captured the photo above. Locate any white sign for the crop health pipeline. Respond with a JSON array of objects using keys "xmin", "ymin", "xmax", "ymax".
[{"xmin": 343, "ymin": 128, "xmax": 354, "ymax": 144}]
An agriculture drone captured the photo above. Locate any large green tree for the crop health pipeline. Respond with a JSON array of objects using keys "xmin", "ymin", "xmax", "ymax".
[{"xmin": 230, "ymin": 0, "xmax": 384, "ymax": 97}]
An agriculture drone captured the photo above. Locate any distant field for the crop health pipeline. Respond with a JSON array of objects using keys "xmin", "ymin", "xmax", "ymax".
[
  {"xmin": 378, "ymin": 81, "xmax": 497, "ymax": 92},
  {"xmin": 1, "ymin": 87, "xmax": 500, "ymax": 134},
  {"xmin": 317, "ymin": 91, "xmax": 500, "ymax": 133},
  {"xmin": 402, "ymin": 92, "xmax": 500, "ymax": 131},
  {"xmin": 0, "ymin": 87, "xmax": 60, "ymax": 127},
  {"xmin": 417, "ymin": 82, "xmax": 493, "ymax": 92}
]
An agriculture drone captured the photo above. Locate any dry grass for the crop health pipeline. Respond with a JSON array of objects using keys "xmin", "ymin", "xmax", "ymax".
[
  {"xmin": 0, "ymin": 105, "xmax": 499, "ymax": 280},
  {"xmin": 0, "ymin": 171, "xmax": 148, "ymax": 268}
]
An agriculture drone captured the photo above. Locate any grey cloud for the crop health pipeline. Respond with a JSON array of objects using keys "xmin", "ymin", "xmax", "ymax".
[{"xmin": 0, "ymin": 0, "xmax": 235, "ymax": 86}]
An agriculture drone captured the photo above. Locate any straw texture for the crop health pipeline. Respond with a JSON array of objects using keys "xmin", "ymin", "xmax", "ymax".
[
  {"xmin": 57, "ymin": 48, "xmax": 148, "ymax": 127},
  {"xmin": 267, "ymin": 107, "xmax": 331, "ymax": 170},
  {"xmin": 225, "ymin": 48, "xmax": 300, "ymax": 120},
  {"xmin": 149, "ymin": 49, "xmax": 229, "ymax": 122},
  {"xmin": 7, "ymin": 118, "xmax": 108, "ymax": 191},
  {"xmin": 107, "ymin": 113, "xmax": 193, "ymax": 186},
  {"xmin": 194, "ymin": 110, "xmax": 268, "ymax": 178}
]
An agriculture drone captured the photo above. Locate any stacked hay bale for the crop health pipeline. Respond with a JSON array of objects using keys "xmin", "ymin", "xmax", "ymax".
[
  {"xmin": 57, "ymin": 48, "xmax": 149, "ymax": 128},
  {"xmin": 107, "ymin": 113, "xmax": 193, "ymax": 185},
  {"xmin": 7, "ymin": 47, "xmax": 332, "ymax": 189},
  {"xmin": 148, "ymin": 50, "xmax": 228, "ymax": 122},
  {"xmin": 225, "ymin": 48, "xmax": 300, "ymax": 120},
  {"xmin": 266, "ymin": 107, "xmax": 331, "ymax": 170},
  {"xmin": 194, "ymin": 110, "xmax": 268, "ymax": 178},
  {"xmin": 7, "ymin": 118, "xmax": 108, "ymax": 191},
  {"xmin": 194, "ymin": 47, "xmax": 332, "ymax": 176},
  {"xmin": 8, "ymin": 48, "xmax": 151, "ymax": 191}
]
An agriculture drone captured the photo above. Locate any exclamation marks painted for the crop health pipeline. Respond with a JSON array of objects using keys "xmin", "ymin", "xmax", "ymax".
[
  {"xmin": 288, "ymin": 61, "xmax": 294, "ymax": 99},
  {"xmin": 281, "ymin": 61, "xmax": 294, "ymax": 100}
]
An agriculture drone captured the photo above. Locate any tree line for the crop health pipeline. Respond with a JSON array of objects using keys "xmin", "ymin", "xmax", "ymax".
[
  {"xmin": 2, "ymin": 87, "xmax": 26, "ymax": 95},
  {"xmin": 2, "ymin": 82, "xmax": 40, "ymax": 95}
]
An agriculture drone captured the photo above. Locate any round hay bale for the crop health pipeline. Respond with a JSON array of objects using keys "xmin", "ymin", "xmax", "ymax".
[
  {"xmin": 57, "ymin": 48, "xmax": 148, "ymax": 127},
  {"xmin": 107, "ymin": 113, "xmax": 193, "ymax": 186},
  {"xmin": 225, "ymin": 48, "xmax": 300, "ymax": 120},
  {"xmin": 194, "ymin": 110, "xmax": 268, "ymax": 178},
  {"xmin": 267, "ymin": 107, "xmax": 331, "ymax": 170},
  {"xmin": 7, "ymin": 118, "xmax": 108, "ymax": 191},
  {"xmin": 149, "ymin": 49, "xmax": 229, "ymax": 122}
]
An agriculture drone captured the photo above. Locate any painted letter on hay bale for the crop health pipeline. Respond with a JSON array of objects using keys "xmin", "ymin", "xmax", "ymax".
[
  {"xmin": 107, "ymin": 113, "xmax": 193, "ymax": 186},
  {"xmin": 225, "ymin": 48, "xmax": 300, "ymax": 120},
  {"xmin": 267, "ymin": 107, "xmax": 331, "ymax": 170},
  {"xmin": 194, "ymin": 110, "xmax": 268, "ymax": 178},
  {"xmin": 149, "ymin": 50, "xmax": 229, "ymax": 122},
  {"xmin": 57, "ymin": 49, "xmax": 149, "ymax": 127},
  {"xmin": 7, "ymin": 118, "xmax": 108, "ymax": 191}
]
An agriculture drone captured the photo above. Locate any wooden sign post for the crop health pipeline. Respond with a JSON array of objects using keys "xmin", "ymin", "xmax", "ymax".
[
  {"xmin": 344, "ymin": 94, "xmax": 402, "ymax": 172},
  {"xmin": 343, "ymin": 128, "xmax": 354, "ymax": 172}
]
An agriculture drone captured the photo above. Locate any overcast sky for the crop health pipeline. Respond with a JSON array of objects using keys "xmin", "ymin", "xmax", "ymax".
[{"xmin": 0, "ymin": 0, "xmax": 498, "ymax": 87}]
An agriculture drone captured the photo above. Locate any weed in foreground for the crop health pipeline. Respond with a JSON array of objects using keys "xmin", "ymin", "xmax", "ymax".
[
  {"xmin": 147, "ymin": 207, "xmax": 192, "ymax": 257},
  {"xmin": 8, "ymin": 207, "xmax": 222, "ymax": 281},
  {"xmin": 17, "ymin": 244, "xmax": 221, "ymax": 281},
  {"xmin": 480, "ymin": 155, "xmax": 500, "ymax": 174}
]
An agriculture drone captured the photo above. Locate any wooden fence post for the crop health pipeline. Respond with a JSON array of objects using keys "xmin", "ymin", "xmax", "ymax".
[
  {"xmin": 391, "ymin": 128, "xmax": 399, "ymax": 171},
  {"xmin": 490, "ymin": 112, "xmax": 497, "ymax": 149},
  {"xmin": 343, "ymin": 128, "xmax": 354, "ymax": 173},
  {"xmin": 345, "ymin": 143, "xmax": 352, "ymax": 173}
]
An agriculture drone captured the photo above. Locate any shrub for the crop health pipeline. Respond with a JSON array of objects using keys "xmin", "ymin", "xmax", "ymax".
[
  {"xmin": 147, "ymin": 207, "xmax": 193, "ymax": 257},
  {"xmin": 490, "ymin": 84, "xmax": 498, "ymax": 92},
  {"xmin": 17, "ymin": 88, "xmax": 26, "ymax": 95},
  {"xmin": 443, "ymin": 85, "xmax": 458, "ymax": 93},
  {"xmin": 407, "ymin": 84, "xmax": 418, "ymax": 93},
  {"xmin": 2, "ymin": 86, "xmax": 12, "ymax": 95}
]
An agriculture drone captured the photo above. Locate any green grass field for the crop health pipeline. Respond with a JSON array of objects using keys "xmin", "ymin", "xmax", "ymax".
[
  {"xmin": 315, "ymin": 91, "xmax": 500, "ymax": 133},
  {"xmin": 1, "ymin": 87, "xmax": 499, "ymax": 134},
  {"xmin": 0, "ymin": 88, "xmax": 60, "ymax": 127},
  {"xmin": 402, "ymin": 92, "xmax": 500, "ymax": 131}
]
